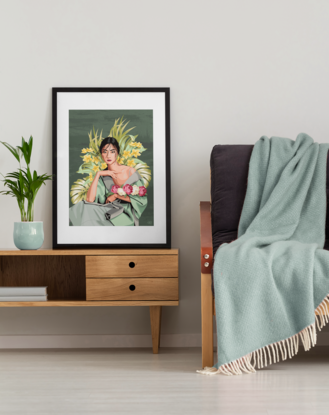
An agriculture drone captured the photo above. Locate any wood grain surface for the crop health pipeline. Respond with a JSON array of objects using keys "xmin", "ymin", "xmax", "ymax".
[
  {"xmin": 150, "ymin": 306, "xmax": 162, "ymax": 353},
  {"xmin": 201, "ymin": 272, "xmax": 214, "ymax": 368},
  {"xmin": 86, "ymin": 255, "xmax": 178, "ymax": 278},
  {"xmin": 0, "ymin": 300, "xmax": 178, "ymax": 307},
  {"xmin": 86, "ymin": 278, "xmax": 179, "ymax": 301},
  {"xmin": 1, "ymin": 348, "xmax": 329, "ymax": 414},
  {"xmin": 200, "ymin": 201, "xmax": 213, "ymax": 274},
  {"xmin": 0, "ymin": 249, "xmax": 179, "ymax": 256}
]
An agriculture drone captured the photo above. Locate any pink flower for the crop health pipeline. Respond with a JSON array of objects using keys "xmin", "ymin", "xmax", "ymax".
[
  {"xmin": 111, "ymin": 185, "xmax": 120, "ymax": 194},
  {"xmin": 123, "ymin": 184, "xmax": 133, "ymax": 195},
  {"xmin": 138, "ymin": 186, "xmax": 147, "ymax": 196}
]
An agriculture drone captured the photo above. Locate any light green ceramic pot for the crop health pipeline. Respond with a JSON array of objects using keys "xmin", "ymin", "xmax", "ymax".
[{"xmin": 13, "ymin": 222, "xmax": 44, "ymax": 250}]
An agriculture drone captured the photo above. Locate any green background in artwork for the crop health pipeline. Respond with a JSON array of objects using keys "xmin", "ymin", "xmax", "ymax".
[{"xmin": 69, "ymin": 110, "xmax": 154, "ymax": 226}]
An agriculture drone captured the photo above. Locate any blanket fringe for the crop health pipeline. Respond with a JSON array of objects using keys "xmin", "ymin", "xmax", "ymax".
[{"xmin": 197, "ymin": 294, "xmax": 329, "ymax": 376}]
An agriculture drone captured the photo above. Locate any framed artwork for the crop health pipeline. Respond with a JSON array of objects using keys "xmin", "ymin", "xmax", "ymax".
[{"xmin": 52, "ymin": 87, "xmax": 170, "ymax": 249}]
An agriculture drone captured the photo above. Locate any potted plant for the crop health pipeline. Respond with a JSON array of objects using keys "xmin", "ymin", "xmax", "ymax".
[{"xmin": 0, "ymin": 136, "xmax": 52, "ymax": 250}]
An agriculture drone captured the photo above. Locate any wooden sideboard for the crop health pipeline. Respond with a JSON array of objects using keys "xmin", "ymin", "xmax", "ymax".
[{"xmin": 0, "ymin": 249, "xmax": 179, "ymax": 353}]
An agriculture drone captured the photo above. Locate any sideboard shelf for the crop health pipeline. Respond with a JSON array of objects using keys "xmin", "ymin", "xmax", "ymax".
[
  {"xmin": 0, "ymin": 300, "xmax": 179, "ymax": 307},
  {"xmin": 0, "ymin": 249, "xmax": 177, "ymax": 256},
  {"xmin": 0, "ymin": 248, "xmax": 179, "ymax": 353}
]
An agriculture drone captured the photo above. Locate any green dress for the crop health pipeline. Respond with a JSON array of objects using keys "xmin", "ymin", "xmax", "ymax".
[{"xmin": 69, "ymin": 171, "xmax": 147, "ymax": 226}]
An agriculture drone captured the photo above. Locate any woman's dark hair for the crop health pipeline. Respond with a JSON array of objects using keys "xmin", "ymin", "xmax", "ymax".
[{"xmin": 99, "ymin": 137, "xmax": 120, "ymax": 155}]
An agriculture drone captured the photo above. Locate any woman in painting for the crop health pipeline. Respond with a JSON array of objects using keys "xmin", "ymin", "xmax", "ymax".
[{"xmin": 69, "ymin": 137, "xmax": 147, "ymax": 226}]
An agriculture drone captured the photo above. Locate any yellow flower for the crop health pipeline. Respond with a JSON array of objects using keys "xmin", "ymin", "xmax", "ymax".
[
  {"xmin": 127, "ymin": 159, "xmax": 136, "ymax": 167},
  {"xmin": 130, "ymin": 142, "xmax": 137, "ymax": 147},
  {"xmin": 135, "ymin": 142, "xmax": 142, "ymax": 148},
  {"xmin": 92, "ymin": 165, "xmax": 100, "ymax": 172},
  {"xmin": 101, "ymin": 162, "xmax": 107, "ymax": 169},
  {"xmin": 83, "ymin": 155, "xmax": 92, "ymax": 163},
  {"xmin": 131, "ymin": 149, "xmax": 141, "ymax": 158},
  {"xmin": 89, "ymin": 173, "xmax": 93, "ymax": 180},
  {"xmin": 93, "ymin": 157, "xmax": 100, "ymax": 163},
  {"xmin": 123, "ymin": 150, "xmax": 131, "ymax": 159},
  {"xmin": 117, "ymin": 157, "xmax": 122, "ymax": 164},
  {"xmin": 82, "ymin": 148, "xmax": 88, "ymax": 153},
  {"xmin": 87, "ymin": 148, "xmax": 94, "ymax": 152}
]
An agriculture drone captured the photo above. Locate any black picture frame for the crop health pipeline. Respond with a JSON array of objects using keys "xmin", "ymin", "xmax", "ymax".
[{"xmin": 52, "ymin": 87, "xmax": 171, "ymax": 249}]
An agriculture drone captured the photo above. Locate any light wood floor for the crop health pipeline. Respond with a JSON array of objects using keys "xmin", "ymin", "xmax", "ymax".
[{"xmin": 0, "ymin": 347, "xmax": 329, "ymax": 414}]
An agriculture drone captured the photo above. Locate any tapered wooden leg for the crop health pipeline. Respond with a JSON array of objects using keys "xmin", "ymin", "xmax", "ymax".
[
  {"xmin": 150, "ymin": 306, "xmax": 162, "ymax": 354},
  {"xmin": 201, "ymin": 273, "xmax": 214, "ymax": 368}
]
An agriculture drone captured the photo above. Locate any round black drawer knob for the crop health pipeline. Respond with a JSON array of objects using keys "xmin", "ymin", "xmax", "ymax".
[
  {"xmin": 129, "ymin": 284, "xmax": 136, "ymax": 291},
  {"xmin": 129, "ymin": 262, "xmax": 135, "ymax": 268}
]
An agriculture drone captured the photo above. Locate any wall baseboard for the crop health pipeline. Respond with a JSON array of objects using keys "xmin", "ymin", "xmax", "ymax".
[
  {"xmin": 0, "ymin": 334, "xmax": 202, "ymax": 349},
  {"xmin": 0, "ymin": 332, "xmax": 328, "ymax": 349}
]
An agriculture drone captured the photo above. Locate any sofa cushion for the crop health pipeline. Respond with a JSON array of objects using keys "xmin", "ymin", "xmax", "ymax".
[{"xmin": 211, "ymin": 145, "xmax": 329, "ymax": 255}]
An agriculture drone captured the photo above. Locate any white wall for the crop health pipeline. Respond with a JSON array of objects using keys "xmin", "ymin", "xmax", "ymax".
[{"xmin": 1, "ymin": 0, "xmax": 329, "ymax": 346}]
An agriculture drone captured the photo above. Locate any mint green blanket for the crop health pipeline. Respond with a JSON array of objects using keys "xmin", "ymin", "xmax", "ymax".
[{"xmin": 209, "ymin": 134, "xmax": 329, "ymax": 375}]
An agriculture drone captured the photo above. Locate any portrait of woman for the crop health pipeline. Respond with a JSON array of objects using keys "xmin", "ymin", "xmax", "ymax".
[
  {"xmin": 53, "ymin": 91, "xmax": 168, "ymax": 248},
  {"xmin": 69, "ymin": 136, "xmax": 148, "ymax": 226}
]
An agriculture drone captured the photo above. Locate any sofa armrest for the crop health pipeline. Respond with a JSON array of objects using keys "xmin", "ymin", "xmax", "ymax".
[{"xmin": 200, "ymin": 201, "xmax": 213, "ymax": 274}]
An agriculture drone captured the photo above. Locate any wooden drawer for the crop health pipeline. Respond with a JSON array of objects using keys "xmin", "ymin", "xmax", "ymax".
[
  {"xmin": 86, "ymin": 278, "xmax": 178, "ymax": 301},
  {"xmin": 86, "ymin": 255, "xmax": 178, "ymax": 278}
]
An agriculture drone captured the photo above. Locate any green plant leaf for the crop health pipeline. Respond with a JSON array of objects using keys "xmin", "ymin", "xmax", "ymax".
[
  {"xmin": 0, "ymin": 142, "xmax": 21, "ymax": 162},
  {"xmin": 19, "ymin": 171, "xmax": 24, "ymax": 193},
  {"xmin": 0, "ymin": 136, "xmax": 51, "ymax": 221},
  {"xmin": 28, "ymin": 136, "xmax": 33, "ymax": 158},
  {"xmin": 6, "ymin": 172, "xmax": 21, "ymax": 180},
  {"xmin": 77, "ymin": 163, "xmax": 95, "ymax": 174},
  {"xmin": 25, "ymin": 167, "xmax": 32, "ymax": 183},
  {"xmin": 3, "ymin": 178, "xmax": 19, "ymax": 187},
  {"xmin": 131, "ymin": 158, "xmax": 147, "ymax": 165},
  {"xmin": 134, "ymin": 162, "xmax": 152, "ymax": 187},
  {"xmin": 70, "ymin": 179, "xmax": 91, "ymax": 204},
  {"xmin": 18, "ymin": 137, "xmax": 32, "ymax": 167}
]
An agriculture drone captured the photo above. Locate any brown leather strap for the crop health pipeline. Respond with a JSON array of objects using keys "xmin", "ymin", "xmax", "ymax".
[{"xmin": 200, "ymin": 201, "xmax": 213, "ymax": 274}]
